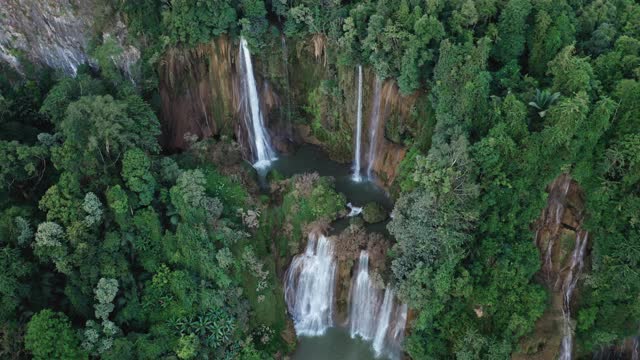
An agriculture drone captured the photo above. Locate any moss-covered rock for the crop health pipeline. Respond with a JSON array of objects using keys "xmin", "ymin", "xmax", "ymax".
[
  {"xmin": 267, "ymin": 169, "xmax": 285, "ymax": 182},
  {"xmin": 362, "ymin": 202, "xmax": 387, "ymax": 223}
]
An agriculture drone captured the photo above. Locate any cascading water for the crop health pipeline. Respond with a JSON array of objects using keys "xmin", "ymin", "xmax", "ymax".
[
  {"xmin": 366, "ymin": 78, "xmax": 382, "ymax": 179},
  {"xmin": 284, "ymin": 233, "xmax": 336, "ymax": 336},
  {"xmin": 350, "ymin": 251, "xmax": 379, "ymax": 340},
  {"xmin": 347, "ymin": 202, "xmax": 363, "ymax": 217},
  {"xmin": 539, "ymin": 174, "xmax": 573, "ymax": 275},
  {"xmin": 372, "ymin": 288, "xmax": 394, "ymax": 355},
  {"xmin": 238, "ymin": 37, "xmax": 276, "ymax": 169},
  {"xmin": 352, "ymin": 65, "xmax": 364, "ymax": 182},
  {"xmin": 392, "ymin": 304, "xmax": 408, "ymax": 345},
  {"xmin": 348, "ymin": 250, "xmax": 408, "ymax": 359},
  {"xmin": 559, "ymin": 230, "xmax": 589, "ymax": 360}
]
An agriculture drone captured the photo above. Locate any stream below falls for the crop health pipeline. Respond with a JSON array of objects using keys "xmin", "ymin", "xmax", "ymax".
[{"xmin": 292, "ymin": 327, "xmax": 379, "ymax": 360}]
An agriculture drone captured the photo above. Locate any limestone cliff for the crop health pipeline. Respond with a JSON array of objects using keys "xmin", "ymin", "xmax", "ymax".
[
  {"xmin": 157, "ymin": 36, "xmax": 281, "ymax": 159},
  {"xmin": 0, "ymin": 0, "xmax": 137, "ymax": 77},
  {"xmin": 156, "ymin": 35, "xmax": 418, "ymax": 187}
]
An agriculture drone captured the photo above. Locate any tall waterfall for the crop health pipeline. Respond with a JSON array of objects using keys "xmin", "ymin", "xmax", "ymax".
[
  {"xmin": 366, "ymin": 78, "xmax": 382, "ymax": 179},
  {"xmin": 238, "ymin": 37, "xmax": 276, "ymax": 169},
  {"xmin": 284, "ymin": 233, "xmax": 336, "ymax": 336},
  {"xmin": 559, "ymin": 230, "xmax": 589, "ymax": 360},
  {"xmin": 349, "ymin": 251, "xmax": 379, "ymax": 340},
  {"xmin": 352, "ymin": 65, "xmax": 364, "ymax": 182},
  {"xmin": 349, "ymin": 250, "xmax": 408, "ymax": 359}
]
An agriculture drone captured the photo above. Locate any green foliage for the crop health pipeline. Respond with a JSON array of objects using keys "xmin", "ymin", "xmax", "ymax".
[
  {"xmin": 203, "ymin": 166, "xmax": 248, "ymax": 215},
  {"xmin": 163, "ymin": 0, "xmax": 237, "ymax": 46},
  {"xmin": 527, "ymin": 1, "xmax": 576, "ymax": 77},
  {"xmin": 170, "ymin": 169, "xmax": 223, "ymax": 223},
  {"xmin": 528, "ymin": 89, "xmax": 561, "ymax": 118},
  {"xmin": 239, "ymin": 0, "xmax": 269, "ymax": 50},
  {"xmin": 91, "ymin": 37, "xmax": 126, "ymax": 85},
  {"xmin": 0, "ymin": 140, "xmax": 48, "ymax": 192},
  {"xmin": 54, "ymin": 95, "xmax": 160, "ymax": 177},
  {"xmin": 82, "ymin": 192, "xmax": 104, "ymax": 226},
  {"xmin": 493, "ymin": 0, "xmax": 532, "ymax": 64},
  {"xmin": 362, "ymin": 202, "xmax": 386, "ymax": 223},
  {"xmin": 548, "ymin": 45, "xmax": 594, "ymax": 95},
  {"xmin": 0, "ymin": 246, "xmax": 31, "ymax": 320},
  {"xmin": 122, "ymin": 148, "xmax": 157, "ymax": 207},
  {"xmin": 25, "ymin": 310, "xmax": 87, "ymax": 360},
  {"xmin": 39, "ymin": 74, "xmax": 105, "ymax": 125},
  {"xmin": 4, "ymin": 0, "xmax": 640, "ymax": 358}
]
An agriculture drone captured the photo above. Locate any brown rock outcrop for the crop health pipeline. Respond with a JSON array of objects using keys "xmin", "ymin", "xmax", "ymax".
[{"xmin": 515, "ymin": 174, "xmax": 590, "ymax": 360}]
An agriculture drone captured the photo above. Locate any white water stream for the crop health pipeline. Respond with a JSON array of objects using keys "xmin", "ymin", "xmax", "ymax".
[
  {"xmin": 239, "ymin": 37, "xmax": 276, "ymax": 169},
  {"xmin": 285, "ymin": 233, "xmax": 336, "ymax": 336},
  {"xmin": 559, "ymin": 230, "xmax": 589, "ymax": 360},
  {"xmin": 352, "ymin": 65, "xmax": 364, "ymax": 182}
]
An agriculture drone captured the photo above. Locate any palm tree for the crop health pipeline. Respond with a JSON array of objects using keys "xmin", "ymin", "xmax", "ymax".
[{"xmin": 528, "ymin": 89, "xmax": 561, "ymax": 118}]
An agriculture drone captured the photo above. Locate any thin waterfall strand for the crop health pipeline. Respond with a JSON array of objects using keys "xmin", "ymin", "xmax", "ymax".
[
  {"xmin": 348, "ymin": 250, "xmax": 408, "ymax": 359},
  {"xmin": 352, "ymin": 65, "xmax": 364, "ymax": 182},
  {"xmin": 559, "ymin": 231, "xmax": 589, "ymax": 360},
  {"xmin": 366, "ymin": 78, "xmax": 382, "ymax": 179},
  {"xmin": 373, "ymin": 288, "xmax": 394, "ymax": 356},
  {"xmin": 284, "ymin": 233, "xmax": 336, "ymax": 336},
  {"xmin": 239, "ymin": 37, "xmax": 276, "ymax": 168},
  {"xmin": 389, "ymin": 303, "xmax": 409, "ymax": 359},
  {"xmin": 349, "ymin": 251, "xmax": 379, "ymax": 340}
]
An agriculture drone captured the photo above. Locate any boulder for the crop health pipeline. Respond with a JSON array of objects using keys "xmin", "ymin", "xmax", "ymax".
[{"xmin": 363, "ymin": 202, "xmax": 387, "ymax": 223}]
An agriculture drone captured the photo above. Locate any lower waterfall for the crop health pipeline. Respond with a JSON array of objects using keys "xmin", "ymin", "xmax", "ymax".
[
  {"xmin": 350, "ymin": 251, "xmax": 379, "ymax": 340},
  {"xmin": 372, "ymin": 288, "xmax": 394, "ymax": 355},
  {"xmin": 349, "ymin": 251, "xmax": 408, "ymax": 359},
  {"xmin": 284, "ymin": 240, "xmax": 407, "ymax": 358},
  {"xmin": 284, "ymin": 233, "xmax": 337, "ymax": 336}
]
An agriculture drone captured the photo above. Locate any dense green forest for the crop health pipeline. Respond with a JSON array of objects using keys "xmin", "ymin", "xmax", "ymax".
[{"xmin": 1, "ymin": 0, "xmax": 639, "ymax": 359}]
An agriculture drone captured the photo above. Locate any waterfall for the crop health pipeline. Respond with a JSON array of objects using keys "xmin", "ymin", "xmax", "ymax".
[
  {"xmin": 348, "ymin": 251, "xmax": 408, "ymax": 359},
  {"xmin": 633, "ymin": 337, "xmax": 639, "ymax": 360},
  {"xmin": 366, "ymin": 78, "xmax": 382, "ymax": 179},
  {"xmin": 372, "ymin": 288, "xmax": 394, "ymax": 356},
  {"xmin": 349, "ymin": 251, "xmax": 379, "ymax": 340},
  {"xmin": 238, "ymin": 37, "xmax": 276, "ymax": 169},
  {"xmin": 284, "ymin": 233, "xmax": 336, "ymax": 336},
  {"xmin": 538, "ymin": 174, "xmax": 573, "ymax": 277},
  {"xmin": 352, "ymin": 65, "xmax": 364, "ymax": 182},
  {"xmin": 392, "ymin": 304, "xmax": 408, "ymax": 344},
  {"xmin": 347, "ymin": 202, "xmax": 363, "ymax": 217},
  {"xmin": 559, "ymin": 230, "xmax": 589, "ymax": 360}
]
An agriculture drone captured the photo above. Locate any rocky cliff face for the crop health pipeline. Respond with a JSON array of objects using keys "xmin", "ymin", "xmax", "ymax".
[
  {"xmin": 516, "ymin": 174, "xmax": 589, "ymax": 359},
  {"xmin": 157, "ymin": 36, "xmax": 281, "ymax": 158},
  {"xmin": 0, "ymin": 0, "xmax": 137, "ymax": 77},
  {"xmin": 157, "ymin": 35, "xmax": 416, "ymax": 187}
]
